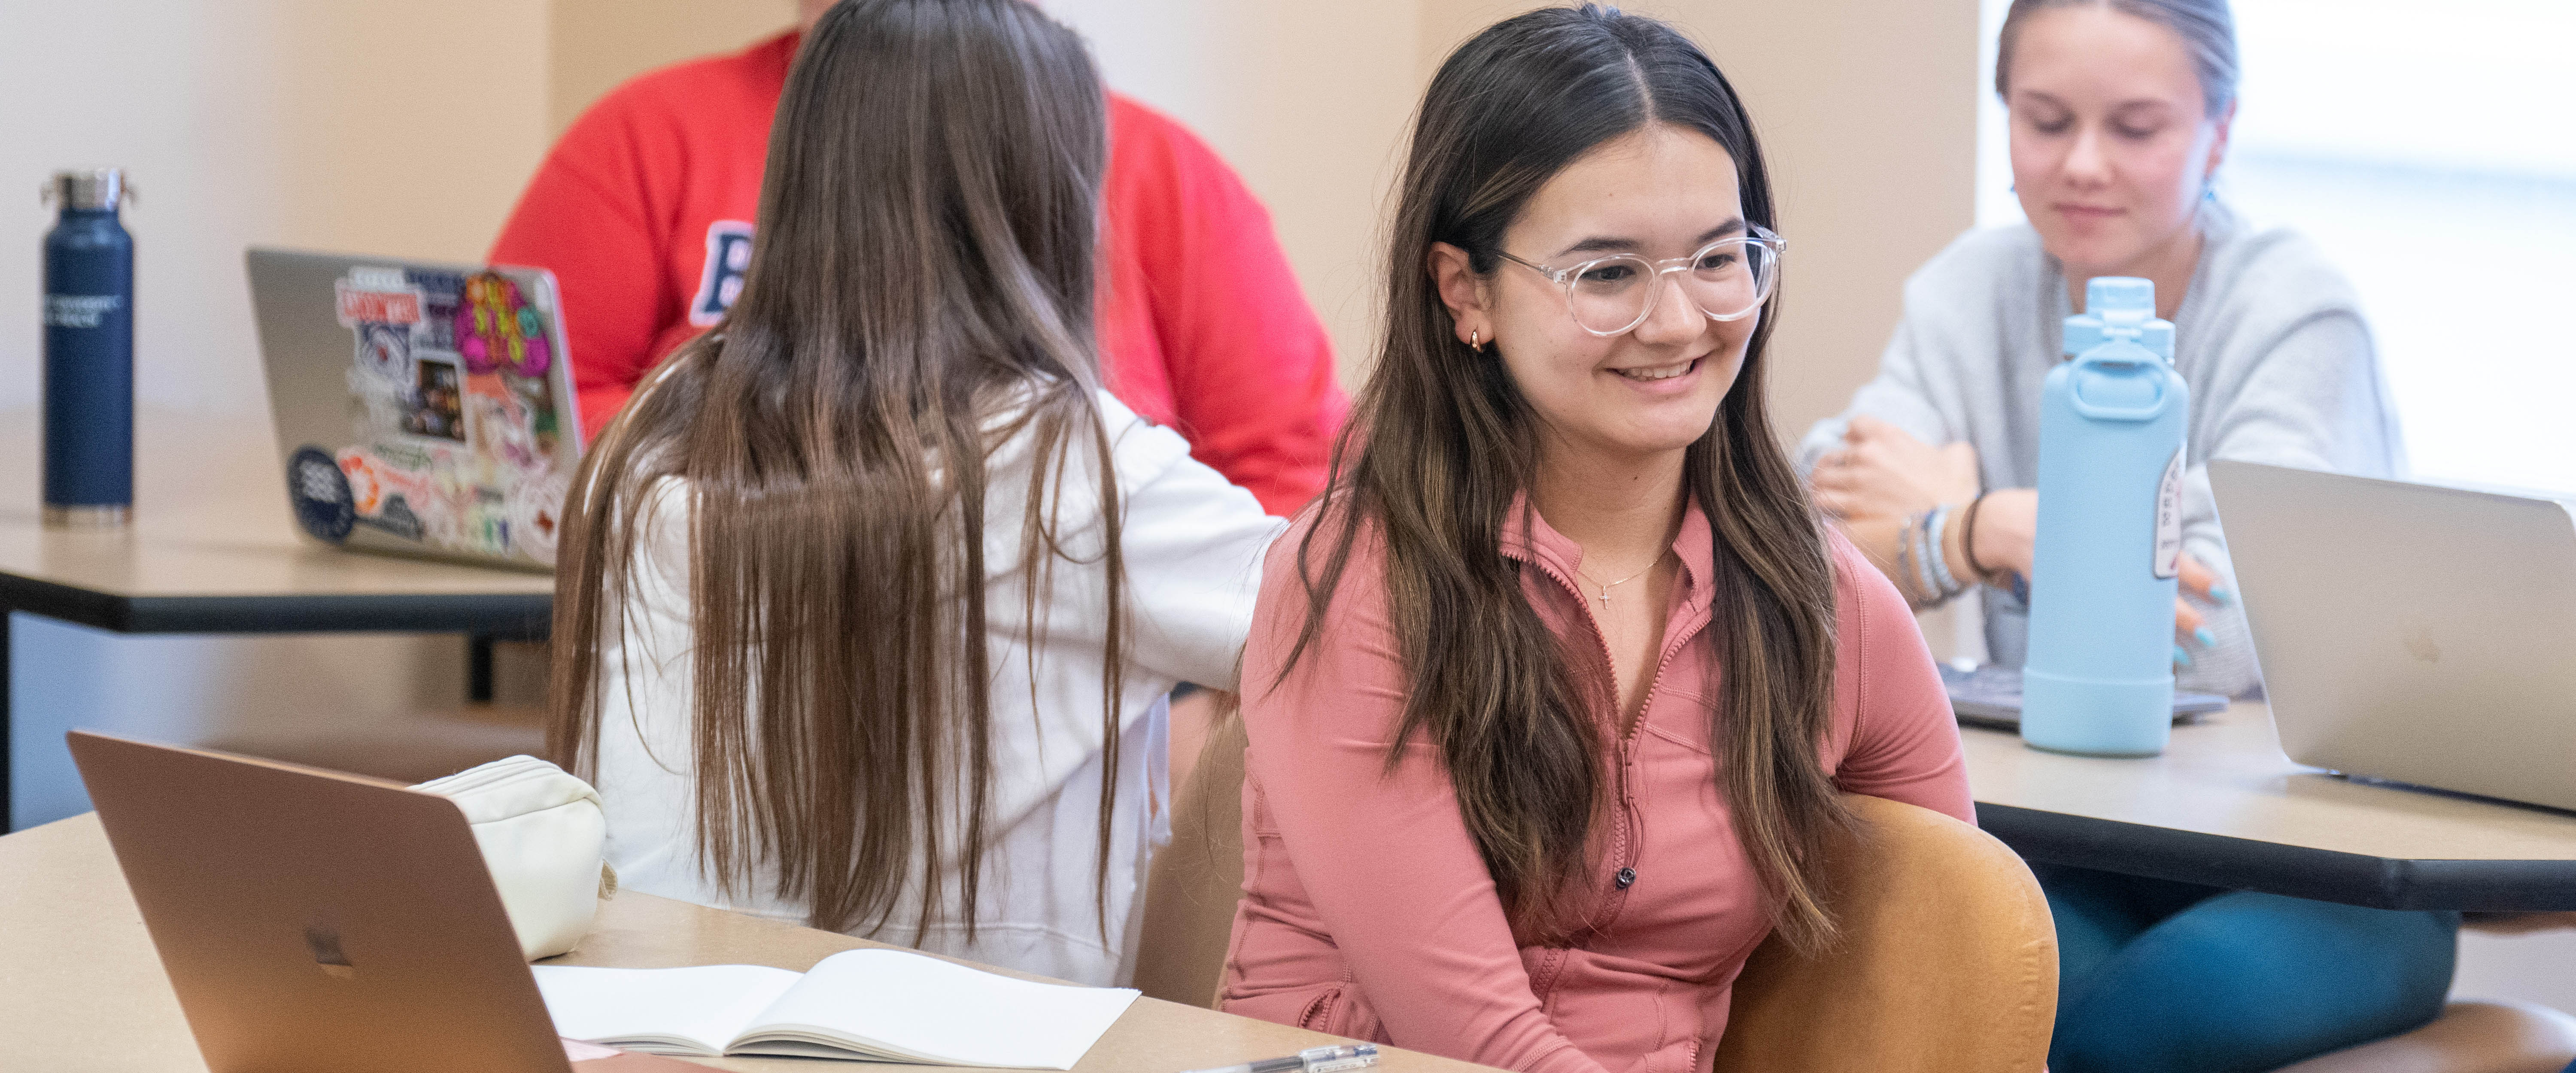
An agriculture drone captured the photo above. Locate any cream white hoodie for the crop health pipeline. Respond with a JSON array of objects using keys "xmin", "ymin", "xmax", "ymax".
[{"xmin": 589, "ymin": 389, "xmax": 1282, "ymax": 986}]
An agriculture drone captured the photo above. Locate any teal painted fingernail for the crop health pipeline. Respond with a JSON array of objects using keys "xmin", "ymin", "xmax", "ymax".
[
  {"xmin": 2173, "ymin": 645, "xmax": 2193, "ymax": 667},
  {"xmin": 2193, "ymin": 627, "xmax": 2218, "ymax": 648},
  {"xmin": 2209, "ymin": 585, "xmax": 2233, "ymax": 606}
]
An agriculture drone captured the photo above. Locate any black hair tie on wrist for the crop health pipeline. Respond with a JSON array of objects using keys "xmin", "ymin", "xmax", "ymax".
[{"xmin": 1962, "ymin": 492, "xmax": 1996, "ymax": 585}]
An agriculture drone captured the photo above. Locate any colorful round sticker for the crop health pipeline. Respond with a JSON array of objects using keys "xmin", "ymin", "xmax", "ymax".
[
  {"xmin": 287, "ymin": 446, "xmax": 356, "ymax": 544},
  {"xmin": 454, "ymin": 272, "xmax": 554, "ymax": 379},
  {"xmin": 507, "ymin": 471, "xmax": 570, "ymax": 564}
]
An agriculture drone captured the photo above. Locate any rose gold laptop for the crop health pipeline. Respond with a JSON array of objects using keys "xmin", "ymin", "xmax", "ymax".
[{"xmin": 65, "ymin": 730, "xmax": 692, "ymax": 1073}]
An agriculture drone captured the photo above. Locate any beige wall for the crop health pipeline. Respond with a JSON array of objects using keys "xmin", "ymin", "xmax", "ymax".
[
  {"xmin": 0, "ymin": 0, "xmax": 794, "ymax": 418},
  {"xmin": 549, "ymin": 0, "xmax": 797, "ymax": 136},
  {"xmin": 1679, "ymin": 0, "xmax": 1981, "ymax": 435},
  {"xmin": 1055, "ymin": 0, "xmax": 1979, "ymax": 436},
  {"xmin": 0, "ymin": 0, "xmax": 552, "ymax": 417},
  {"xmin": 1051, "ymin": 0, "xmax": 1429, "ymax": 386},
  {"xmin": 1409, "ymin": 0, "xmax": 1981, "ymax": 436}
]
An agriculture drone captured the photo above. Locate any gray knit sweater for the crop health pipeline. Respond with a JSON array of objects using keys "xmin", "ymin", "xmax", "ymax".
[{"xmin": 1798, "ymin": 201, "xmax": 2405, "ymax": 697}]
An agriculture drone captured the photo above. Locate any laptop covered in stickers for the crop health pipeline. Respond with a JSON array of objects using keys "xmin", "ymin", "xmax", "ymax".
[{"xmin": 246, "ymin": 248, "xmax": 583, "ymax": 572}]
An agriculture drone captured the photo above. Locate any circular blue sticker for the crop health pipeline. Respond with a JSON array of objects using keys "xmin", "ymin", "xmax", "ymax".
[{"xmin": 287, "ymin": 446, "xmax": 356, "ymax": 544}]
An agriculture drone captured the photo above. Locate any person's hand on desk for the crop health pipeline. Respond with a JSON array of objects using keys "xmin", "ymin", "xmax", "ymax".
[{"xmin": 1810, "ymin": 417, "xmax": 2227, "ymax": 664}]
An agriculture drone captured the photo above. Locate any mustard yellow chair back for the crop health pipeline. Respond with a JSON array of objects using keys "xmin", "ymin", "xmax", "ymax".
[
  {"xmin": 1710, "ymin": 794, "xmax": 2057, "ymax": 1073},
  {"xmin": 1132, "ymin": 705, "xmax": 1251, "ymax": 1007},
  {"xmin": 1134, "ymin": 717, "xmax": 2059, "ymax": 1073}
]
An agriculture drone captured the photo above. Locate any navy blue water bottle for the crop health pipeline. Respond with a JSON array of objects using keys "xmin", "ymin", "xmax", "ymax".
[{"xmin": 41, "ymin": 168, "xmax": 134, "ymax": 528}]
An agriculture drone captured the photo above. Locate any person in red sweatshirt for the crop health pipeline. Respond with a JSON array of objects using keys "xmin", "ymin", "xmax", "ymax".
[{"xmin": 490, "ymin": 5, "xmax": 1346, "ymax": 515}]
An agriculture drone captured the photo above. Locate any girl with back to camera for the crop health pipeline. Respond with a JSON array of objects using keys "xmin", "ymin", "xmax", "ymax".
[
  {"xmin": 1803, "ymin": 2, "xmax": 2468, "ymax": 1071},
  {"xmin": 547, "ymin": 0, "xmax": 1280, "ymax": 988},
  {"xmin": 1220, "ymin": 7, "xmax": 1971, "ymax": 1070}
]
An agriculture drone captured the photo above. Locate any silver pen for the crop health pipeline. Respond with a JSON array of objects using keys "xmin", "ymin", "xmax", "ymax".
[{"xmin": 1182, "ymin": 1042, "xmax": 1379, "ymax": 1073}]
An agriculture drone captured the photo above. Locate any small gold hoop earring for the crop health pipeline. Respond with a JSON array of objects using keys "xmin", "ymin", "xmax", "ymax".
[{"xmin": 1469, "ymin": 329, "xmax": 1484, "ymax": 353}]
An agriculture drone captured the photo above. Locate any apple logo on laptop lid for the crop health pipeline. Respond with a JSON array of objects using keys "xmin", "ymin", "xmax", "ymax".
[{"xmin": 303, "ymin": 913, "xmax": 357, "ymax": 980}]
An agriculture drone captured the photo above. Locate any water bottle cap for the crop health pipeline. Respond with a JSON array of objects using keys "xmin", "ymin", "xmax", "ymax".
[
  {"xmin": 2063, "ymin": 314, "xmax": 2103, "ymax": 359},
  {"xmin": 2075, "ymin": 275, "xmax": 2175, "ymax": 362},
  {"xmin": 2086, "ymin": 276, "xmax": 2154, "ymax": 317},
  {"xmin": 43, "ymin": 169, "xmax": 128, "ymax": 211},
  {"xmin": 2142, "ymin": 320, "xmax": 2175, "ymax": 363}
]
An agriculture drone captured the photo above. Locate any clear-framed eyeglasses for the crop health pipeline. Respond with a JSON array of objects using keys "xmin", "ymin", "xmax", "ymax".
[{"xmin": 1495, "ymin": 224, "xmax": 1784, "ymax": 337}]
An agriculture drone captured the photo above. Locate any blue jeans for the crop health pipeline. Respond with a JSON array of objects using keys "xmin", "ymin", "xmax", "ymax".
[{"xmin": 2038, "ymin": 863, "xmax": 2461, "ymax": 1073}]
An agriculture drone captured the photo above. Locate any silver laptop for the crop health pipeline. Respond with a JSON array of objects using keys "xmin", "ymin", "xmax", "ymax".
[
  {"xmin": 246, "ymin": 248, "xmax": 584, "ymax": 571},
  {"xmin": 2212, "ymin": 460, "xmax": 2576, "ymax": 812}
]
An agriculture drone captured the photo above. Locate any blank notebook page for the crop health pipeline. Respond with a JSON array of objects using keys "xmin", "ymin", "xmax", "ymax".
[
  {"xmin": 757, "ymin": 948, "xmax": 1139, "ymax": 1068},
  {"xmin": 536, "ymin": 963, "xmax": 802, "ymax": 1052}
]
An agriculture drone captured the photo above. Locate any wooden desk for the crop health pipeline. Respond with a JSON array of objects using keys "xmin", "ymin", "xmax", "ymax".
[
  {"xmin": 0, "ymin": 413, "xmax": 553, "ymax": 828},
  {"xmin": 0, "ymin": 813, "xmax": 1497, "ymax": 1073},
  {"xmin": 1965, "ymin": 702, "xmax": 2576, "ymax": 910}
]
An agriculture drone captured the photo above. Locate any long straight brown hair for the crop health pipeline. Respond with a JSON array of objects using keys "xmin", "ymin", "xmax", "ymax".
[
  {"xmin": 1284, "ymin": 5, "xmax": 1853, "ymax": 952},
  {"xmin": 547, "ymin": 0, "xmax": 1126, "ymax": 940}
]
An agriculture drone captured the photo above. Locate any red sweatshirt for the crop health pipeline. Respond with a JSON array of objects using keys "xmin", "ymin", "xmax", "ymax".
[{"xmin": 489, "ymin": 31, "xmax": 1345, "ymax": 514}]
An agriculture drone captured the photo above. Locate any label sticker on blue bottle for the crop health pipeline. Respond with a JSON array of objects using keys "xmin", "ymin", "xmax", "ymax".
[
  {"xmin": 288, "ymin": 446, "xmax": 357, "ymax": 544},
  {"xmin": 2153, "ymin": 446, "xmax": 2184, "ymax": 578},
  {"xmin": 43, "ymin": 294, "xmax": 122, "ymax": 328}
]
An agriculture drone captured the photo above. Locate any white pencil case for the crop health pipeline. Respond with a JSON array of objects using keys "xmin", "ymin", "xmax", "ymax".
[{"xmin": 413, "ymin": 754, "xmax": 609, "ymax": 961}]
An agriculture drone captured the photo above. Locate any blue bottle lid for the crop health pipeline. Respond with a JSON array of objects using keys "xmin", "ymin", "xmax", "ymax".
[
  {"xmin": 2064, "ymin": 315, "xmax": 2102, "ymax": 359},
  {"xmin": 2087, "ymin": 276, "xmax": 2154, "ymax": 317},
  {"xmin": 2141, "ymin": 320, "xmax": 2174, "ymax": 363},
  {"xmin": 2068, "ymin": 276, "xmax": 2175, "ymax": 364}
]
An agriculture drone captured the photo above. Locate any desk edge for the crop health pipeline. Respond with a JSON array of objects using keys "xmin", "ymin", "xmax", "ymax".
[
  {"xmin": 2, "ymin": 574, "xmax": 551, "ymax": 636},
  {"xmin": 1975, "ymin": 802, "xmax": 2576, "ymax": 911}
]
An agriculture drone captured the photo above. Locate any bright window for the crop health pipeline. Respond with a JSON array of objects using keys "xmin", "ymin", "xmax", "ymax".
[{"xmin": 1975, "ymin": 0, "xmax": 2576, "ymax": 492}]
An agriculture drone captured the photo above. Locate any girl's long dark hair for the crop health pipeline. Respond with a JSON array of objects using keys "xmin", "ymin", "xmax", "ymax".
[
  {"xmin": 1285, "ymin": 4, "xmax": 1853, "ymax": 951},
  {"xmin": 548, "ymin": 0, "xmax": 1127, "ymax": 940}
]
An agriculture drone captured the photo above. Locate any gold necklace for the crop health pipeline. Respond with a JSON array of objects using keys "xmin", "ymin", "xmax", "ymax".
[{"xmin": 1574, "ymin": 550, "xmax": 1668, "ymax": 607}]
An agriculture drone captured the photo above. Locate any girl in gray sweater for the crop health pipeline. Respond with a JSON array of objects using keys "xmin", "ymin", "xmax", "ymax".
[
  {"xmin": 1804, "ymin": 3, "xmax": 2460, "ymax": 1073},
  {"xmin": 1800, "ymin": 196, "xmax": 2402, "ymax": 697}
]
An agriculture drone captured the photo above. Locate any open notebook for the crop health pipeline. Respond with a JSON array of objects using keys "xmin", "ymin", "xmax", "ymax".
[{"xmin": 533, "ymin": 948, "xmax": 1139, "ymax": 1069}]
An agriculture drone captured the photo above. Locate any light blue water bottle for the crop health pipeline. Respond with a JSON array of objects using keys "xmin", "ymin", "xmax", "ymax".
[{"xmin": 2021, "ymin": 277, "xmax": 2187, "ymax": 757}]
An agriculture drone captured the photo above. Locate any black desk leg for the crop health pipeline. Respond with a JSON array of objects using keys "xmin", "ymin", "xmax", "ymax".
[
  {"xmin": 468, "ymin": 634, "xmax": 495, "ymax": 704},
  {"xmin": 2, "ymin": 611, "xmax": 13, "ymax": 832}
]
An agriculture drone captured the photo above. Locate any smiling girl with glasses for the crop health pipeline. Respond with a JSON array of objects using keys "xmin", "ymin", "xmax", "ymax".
[{"xmin": 1216, "ymin": 7, "xmax": 1971, "ymax": 1070}]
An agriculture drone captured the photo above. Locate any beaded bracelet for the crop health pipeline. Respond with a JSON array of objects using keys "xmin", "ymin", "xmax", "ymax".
[
  {"xmin": 1900, "ymin": 509, "xmax": 1924, "ymax": 603},
  {"xmin": 1910, "ymin": 509, "xmax": 1943, "ymax": 601},
  {"xmin": 1926, "ymin": 504, "xmax": 1962, "ymax": 597},
  {"xmin": 1894, "ymin": 511, "xmax": 1922, "ymax": 603}
]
